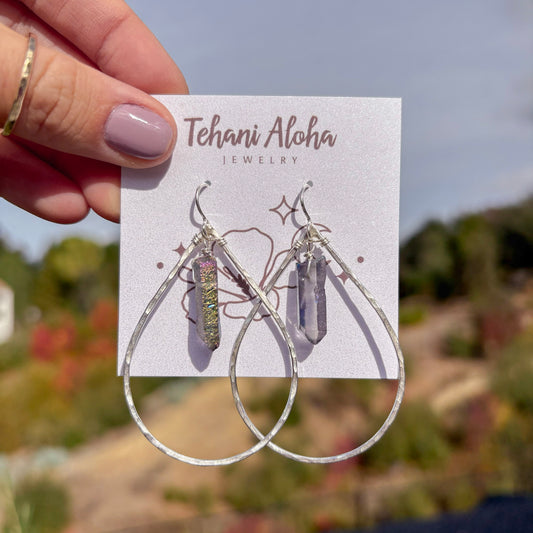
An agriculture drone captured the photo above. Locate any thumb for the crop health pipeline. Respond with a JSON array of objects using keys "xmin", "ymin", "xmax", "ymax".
[{"xmin": 1, "ymin": 25, "xmax": 178, "ymax": 168}]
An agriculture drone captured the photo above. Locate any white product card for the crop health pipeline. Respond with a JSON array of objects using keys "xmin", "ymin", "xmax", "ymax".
[{"xmin": 118, "ymin": 96, "xmax": 401, "ymax": 379}]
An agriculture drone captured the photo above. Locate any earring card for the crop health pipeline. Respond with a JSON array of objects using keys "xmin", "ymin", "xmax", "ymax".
[{"xmin": 118, "ymin": 95, "xmax": 401, "ymax": 379}]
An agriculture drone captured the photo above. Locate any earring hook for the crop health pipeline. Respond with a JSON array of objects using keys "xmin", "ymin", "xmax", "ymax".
[
  {"xmin": 299, "ymin": 180, "xmax": 314, "ymax": 224},
  {"xmin": 195, "ymin": 180, "xmax": 212, "ymax": 224}
]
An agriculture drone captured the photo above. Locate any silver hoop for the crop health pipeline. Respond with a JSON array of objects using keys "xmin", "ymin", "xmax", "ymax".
[
  {"xmin": 231, "ymin": 183, "xmax": 405, "ymax": 463},
  {"xmin": 123, "ymin": 182, "xmax": 299, "ymax": 466}
]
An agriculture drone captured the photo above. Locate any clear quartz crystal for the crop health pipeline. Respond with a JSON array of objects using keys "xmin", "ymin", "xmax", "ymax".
[
  {"xmin": 192, "ymin": 254, "xmax": 220, "ymax": 350},
  {"xmin": 296, "ymin": 255, "xmax": 327, "ymax": 344}
]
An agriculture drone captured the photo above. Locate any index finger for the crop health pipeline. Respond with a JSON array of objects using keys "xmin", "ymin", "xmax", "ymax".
[{"xmin": 20, "ymin": 0, "xmax": 188, "ymax": 94}]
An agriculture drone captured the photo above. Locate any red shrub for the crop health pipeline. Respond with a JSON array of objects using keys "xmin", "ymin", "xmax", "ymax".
[
  {"xmin": 54, "ymin": 357, "xmax": 85, "ymax": 394},
  {"xmin": 89, "ymin": 300, "xmax": 118, "ymax": 335},
  {"xmin": 30, "ymin": 323, "xmax": 55, "ymax": 362}
]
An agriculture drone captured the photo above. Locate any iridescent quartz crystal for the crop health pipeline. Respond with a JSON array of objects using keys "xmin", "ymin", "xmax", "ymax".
[
  {"xmin": 296, "ymin": 255, "xmax": 327, "ymax": 344},
  {"xmin": 192, "ymin": 254, "xmax": 220, "ymax": 350}
]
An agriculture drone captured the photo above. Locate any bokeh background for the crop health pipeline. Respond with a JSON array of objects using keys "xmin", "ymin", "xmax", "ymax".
[{"xmin": 0, "ymin": 1, "xmax": 532, "ymax": 532}]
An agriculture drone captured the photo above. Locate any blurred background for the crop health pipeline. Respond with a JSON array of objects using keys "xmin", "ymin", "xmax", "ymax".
[{"xmin": 0, "ymin": 1, "xmax": 532, "ymax": 532}]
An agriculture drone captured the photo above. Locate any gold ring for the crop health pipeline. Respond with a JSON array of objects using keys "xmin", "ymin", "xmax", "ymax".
[{"xmin": 1, "ymin": 33, "xmax": 37, "ymax": 137}]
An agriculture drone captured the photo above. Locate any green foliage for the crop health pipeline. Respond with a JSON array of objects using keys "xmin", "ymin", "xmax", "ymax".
[
  {"xmin": 384, "ymin": 484, "xmax": 439, "ymax": 521},
  {"xmin": 101, "ymin": 243, "xmax": 120, "ymax": 294},
  {"xmin": 0, "ymin": 243, "xmax": 35, "ymax": 321},
  {"xmin": 442, "ymin": 478, "xmax": 480, "ymax": 512},
  {"xmin": 492, "ymin": 412, "xmax": 533, "ymax": 492},
  {"xmin": 384, "ymin": 478, "xmax": 479, "ymax": 522},
  {"xmin": 163, "ymin": 486, "xmax": 191, "ymax": 503},
  {"xmin": 0, "ymin": 236, "xmax": 119, "ymax": 320},
  {"xmin": 400, "ymin": 221, "xmax": 455, "ymax": 300},
  {"xmin": 0, "ymin": 364, "xmax": 65, "ymax": 451},
  {"xmin": 455, "ymin": 215, "xmax": 500, "ymax": 302},
  {"xmin": 0, "ymin": 294, "xmax": 172, "ymax": 452},
  {"xmin": 443, "ymin": 329, "xmax": 480, "ymax": 359},
  {"xmin": 492, "ymin": 329, "xmax": 533, "ymax": 413},
  {"xmin": 69, "ymin": 359, "xmax": 130, "ymax": 442},
  {"xmin": 163, "ymin": 486, "xmax": 214, "ymax": 515},
  {"xmin": 45, "ymin": 238, "xmax": 103, "ymax": 284},
  {"xmin": 399, "ymin": 303, "xmax": 427, "ymax": 325},
  {"xmin": 0, "ymin": 359, "xmax": 174, "ymax": 452},
  {"xmin": 400, "ymin": 196, "xmax": 533, "ymax": 301},
  {"xmin": 486, "ymin": 329, "xmax": 533, "ymax": 488},
  {"xmin": 323, "ymin": 378, "xmax": 378, "ymax": 413},
  {"xmin": 490, "ymin": 196, "xmax": 533, "ymax": 271},
  {"xmin": 68, "ymin": 365, "xmax": 171, "ymax": 447},
  {"xmin": 224, "ymin": 450, "xmax": 322, "ymax": 511},
  {"xmin": 32, "ymin": 238, "xmax": 118, "ymax": 314},
  {"xmin": 248, "ymin": 382, "xmax": 302, "ymax": 427},
  {"xmin": 0, "ymin": 330, "xmax": 29, "ymax": 371},
  {"xmin": 3, "ymin": 476, "xmax": 70, "ymax": 533},
  {"xmin": 363, "ymin": 402, "xmax": 451, "ymax": 470},
  {"xmin": 309, "ymin": 499, "xmax": 357, "ymax": 532}
]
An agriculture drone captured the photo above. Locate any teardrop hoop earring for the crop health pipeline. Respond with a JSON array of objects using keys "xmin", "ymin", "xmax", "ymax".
[
  {"xmin": 231, "ymin": 181, "xmax": 406, "ymax": 464},
  {"xmin": 123, "ymin": 181, "xmax": 299, "ymax": 466}
]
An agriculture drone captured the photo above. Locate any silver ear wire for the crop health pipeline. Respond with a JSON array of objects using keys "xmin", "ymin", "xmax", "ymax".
[
  {"xmin": 299, "ymin": 180, "xmax": 314, "ymax": 224},
  {"xmin": 194, "ymin": 180, "xmax": 212, "ymax": 225}
]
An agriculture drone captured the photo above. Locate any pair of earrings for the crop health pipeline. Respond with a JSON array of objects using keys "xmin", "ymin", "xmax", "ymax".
[{"xmin": 123, "ymin": 181, "xmax": 405, "ymax": 466}]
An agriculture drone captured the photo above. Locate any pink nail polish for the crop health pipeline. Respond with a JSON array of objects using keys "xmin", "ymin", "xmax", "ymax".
[{"xmin": 104, "ymin": 104, "xmax": 173, "ymax": 159}]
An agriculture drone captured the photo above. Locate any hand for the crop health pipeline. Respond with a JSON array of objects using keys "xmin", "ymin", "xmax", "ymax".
[{"xmin": 0, "ymin": 0, "xmax": 188, "ymax": 223}]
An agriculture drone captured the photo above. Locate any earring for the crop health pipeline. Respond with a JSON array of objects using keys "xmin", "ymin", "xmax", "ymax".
[
  {"xmin": 231, "ymin": 181, "xmax": 405, "ymax": 463},
  {"xmin": 123, "ymin": 181, "xmax": 299, "ymax": 466}
]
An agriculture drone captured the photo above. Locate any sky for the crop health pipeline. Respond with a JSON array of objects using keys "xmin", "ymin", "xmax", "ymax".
[{"xmin": 0, "ymin": 0, "xmax": 532, "ymax": 261}]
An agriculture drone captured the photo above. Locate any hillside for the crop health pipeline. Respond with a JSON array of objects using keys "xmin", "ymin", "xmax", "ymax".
[{"xmin": 0, "ymin": 195, "xmax": 532, "ymax": 532}]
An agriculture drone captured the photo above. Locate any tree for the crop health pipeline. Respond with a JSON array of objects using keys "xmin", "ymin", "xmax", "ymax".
[
  {"xmin": 400, "ymin": 220, "xmax": 455, "ymax": 299},
  {"xmin": 0, "ymin": 238, "xmax": 35, "ymax": 320},
  {"xmin": 32, "ymin": 238, "xmax": 116, "ymax": 313}
]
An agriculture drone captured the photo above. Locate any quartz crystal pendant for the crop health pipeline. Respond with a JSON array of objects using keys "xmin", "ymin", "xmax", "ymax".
[
  {"xmin": 296, "ymin": 255, "xmax": 327, "ymax": 344},
  {"xmin": 192, "ymin": 254, "xmax": 220, "ymax": 350}
]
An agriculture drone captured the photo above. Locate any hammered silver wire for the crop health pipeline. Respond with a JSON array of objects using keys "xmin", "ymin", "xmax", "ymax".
[
  {"xmin": 123, "ymin": 188, "xmax": 299, "ymax": 466},
  {"xmin": 231, "ymin": 197, "xmax": 405, "ymax": 464}
]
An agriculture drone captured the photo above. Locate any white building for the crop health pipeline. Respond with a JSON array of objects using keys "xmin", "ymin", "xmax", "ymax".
[{"xmin": 0, "ymin": 279, "xmax": 14, "ymax": 344}]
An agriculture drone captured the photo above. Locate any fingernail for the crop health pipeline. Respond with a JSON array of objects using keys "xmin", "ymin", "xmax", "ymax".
[{"xmin": 104, "ymin": 104, "xmax": 173, "ymax": 159}]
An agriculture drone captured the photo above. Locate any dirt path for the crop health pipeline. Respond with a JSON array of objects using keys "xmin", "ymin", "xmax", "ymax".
[{"xmin": 57, "ymin": 379, "xmax": 257, "ymax": 532}]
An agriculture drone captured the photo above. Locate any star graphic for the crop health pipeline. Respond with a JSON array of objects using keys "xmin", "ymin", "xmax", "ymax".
[
  {"xmin": 269, "ymin": 195, "xmax": 297, "ymax": 225},
  {"xmin": 174, "ymin": 243, "xmax": 186, "ymax": 255}
]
